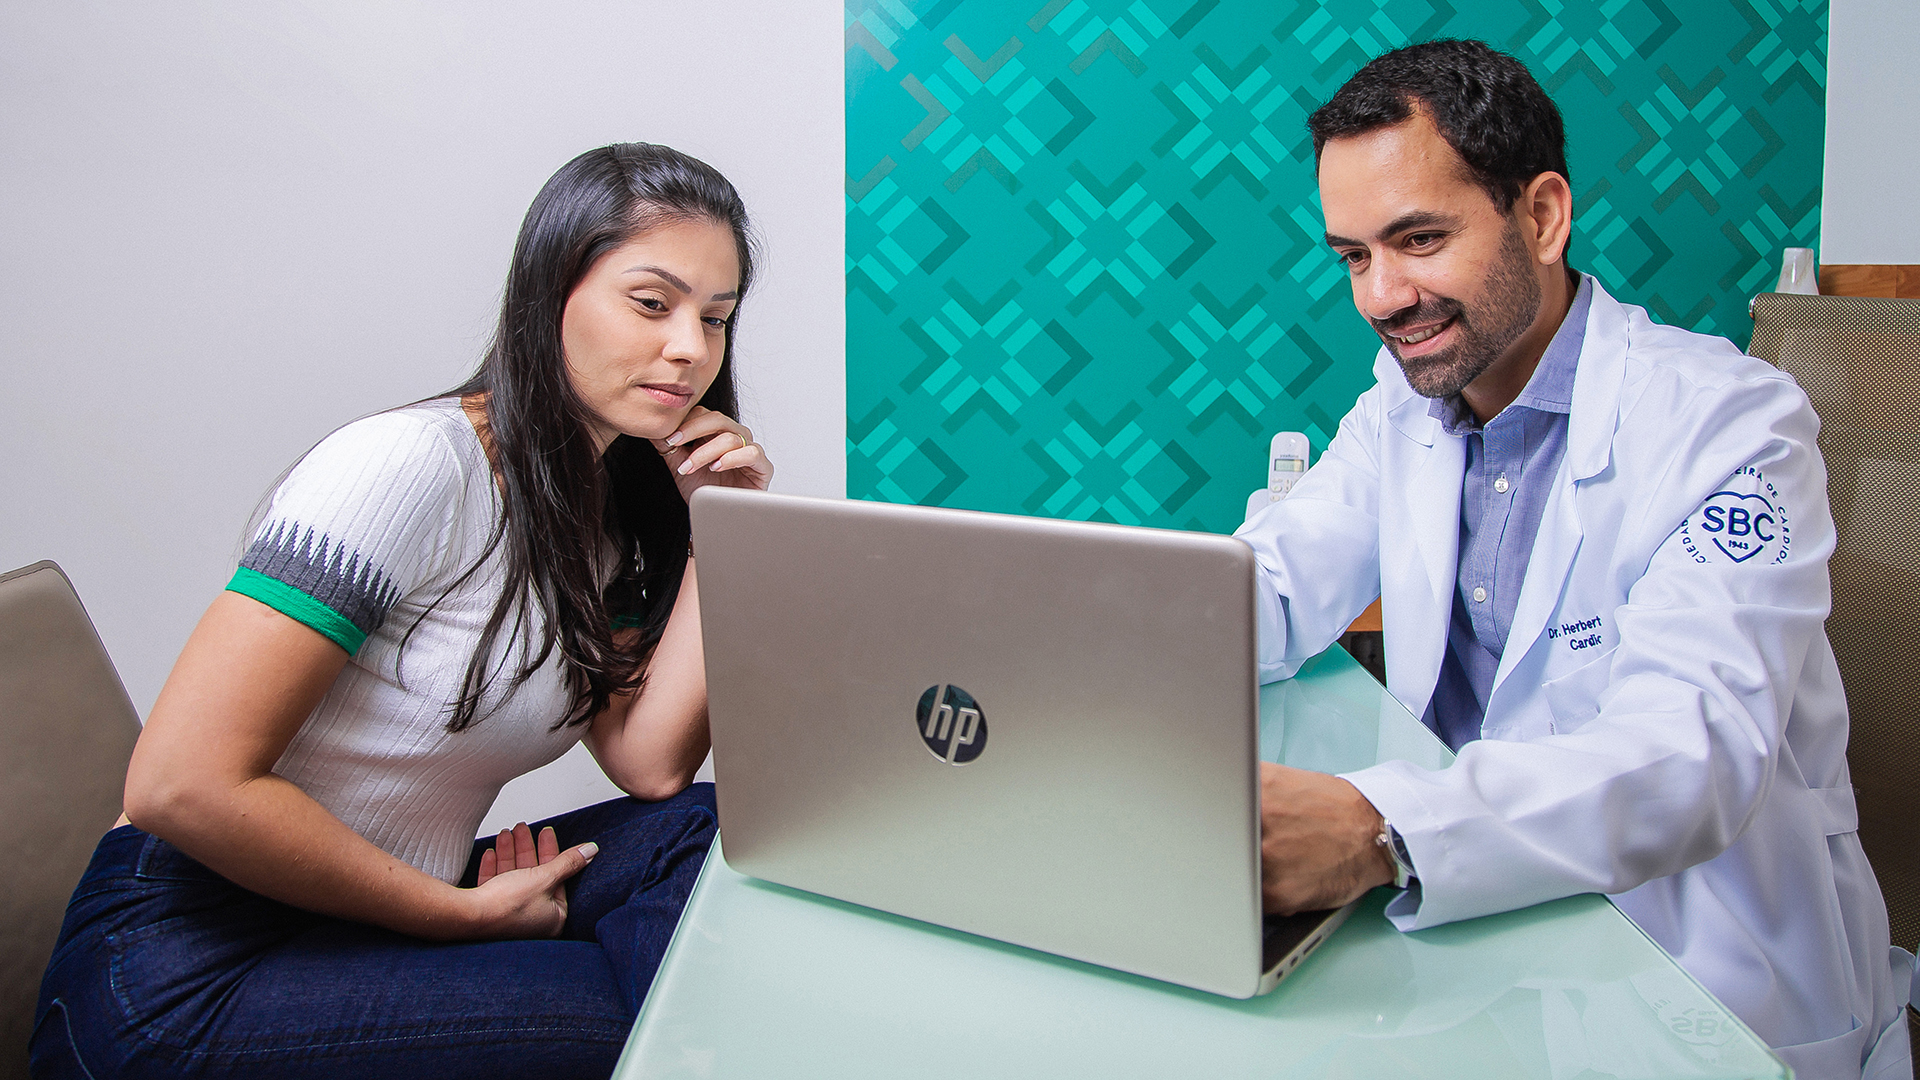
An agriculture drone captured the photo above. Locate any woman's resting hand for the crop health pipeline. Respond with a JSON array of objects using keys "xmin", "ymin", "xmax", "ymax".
[
  {"xmin": 465, "ymin": 823, "xmax": 599, "ymax": 940},
  {"xmin": 653, "ymin": 406, "xmax": 773, "ymax": 502}
]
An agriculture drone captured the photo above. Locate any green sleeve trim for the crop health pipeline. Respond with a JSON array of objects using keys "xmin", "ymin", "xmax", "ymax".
[
  {"xmin": 611, "ymin": 613, "xmax": 646, "ymax": 630},
  {"xmin": 226, "ymin": 566, "xmax": 365, "ymax": 654}
]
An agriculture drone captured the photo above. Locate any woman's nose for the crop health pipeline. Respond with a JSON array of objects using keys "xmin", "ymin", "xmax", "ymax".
[{"xmin": 663, "ymin": 314, "xmax": 711, "ymax": 366}]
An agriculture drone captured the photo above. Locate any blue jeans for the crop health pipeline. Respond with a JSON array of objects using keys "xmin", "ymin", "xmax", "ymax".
[{"xmin": 31, "ymin": 786, "xmax": 716, "ymax": 1080}]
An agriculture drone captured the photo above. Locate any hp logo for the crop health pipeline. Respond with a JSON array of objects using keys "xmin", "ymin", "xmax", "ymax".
[{"xmin": 916, "ymin": 684, "xmax": 987, "ymax": 765}]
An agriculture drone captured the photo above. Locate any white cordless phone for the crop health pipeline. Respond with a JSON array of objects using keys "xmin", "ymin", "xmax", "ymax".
[
  {"xmin": 1245, "ymin": 432, "xmax": 1311, "ymax": 520},
  {"xmin": 1267, "ymin": 432, "xmax": 1311, "ymax": 498}
]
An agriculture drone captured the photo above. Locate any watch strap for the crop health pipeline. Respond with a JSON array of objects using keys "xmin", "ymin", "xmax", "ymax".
[{"xmin": 1375, "ymin": 820, "xmax": 1416, "ymax": 889}]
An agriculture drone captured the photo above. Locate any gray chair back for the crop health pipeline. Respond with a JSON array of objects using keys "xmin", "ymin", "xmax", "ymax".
[
  {"xmin": 1748, "ymin": 294, "xmax": 1920, "ymax": 1034},
  {"xmin": 0, "ymin": 561, "xmax": 141, "ymax": 1080}
]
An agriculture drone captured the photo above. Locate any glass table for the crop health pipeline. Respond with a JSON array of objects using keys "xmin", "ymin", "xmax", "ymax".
[{"xmin": 615, "ymin": 647, "xmax": 1787, "ymax": 1079}]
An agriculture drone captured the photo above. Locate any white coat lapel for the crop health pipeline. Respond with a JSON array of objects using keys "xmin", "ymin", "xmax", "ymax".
[
  {"xmin": 1494, "ymin": 462, "xmax": 1584, "ymax": 701},
  {"xmin": 1383, "ymin": 390, "xmax": 1463, "ymax": 719},
  {"xmin": 1490, "ymin": 281, "xmax": 1629, "ymax": 701},
  {"xmin": 1402, "ymin": 412, "xmax": 1464, "ymax": 614}
]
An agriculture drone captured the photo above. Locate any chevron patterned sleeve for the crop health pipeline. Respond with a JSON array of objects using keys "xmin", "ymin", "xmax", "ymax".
[{"xmin": 226, "ymin": 410, "xmax": 466, "ymax": 654}]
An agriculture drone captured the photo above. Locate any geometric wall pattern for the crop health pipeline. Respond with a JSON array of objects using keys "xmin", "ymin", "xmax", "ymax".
[{"xmin": 848, "ymin": 0, "xmax": 1826, "ymax": 531}]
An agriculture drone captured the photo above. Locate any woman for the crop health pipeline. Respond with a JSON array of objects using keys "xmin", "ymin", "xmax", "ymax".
[{"xmin": 31, "ymin": 144, "xmax": 768, "ymax": 1079}]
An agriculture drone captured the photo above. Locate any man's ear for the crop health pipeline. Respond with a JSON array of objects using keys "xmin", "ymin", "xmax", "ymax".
[{"xmin": 1517, "ymin": 171, "xmax": 1573, "ymax": 267}]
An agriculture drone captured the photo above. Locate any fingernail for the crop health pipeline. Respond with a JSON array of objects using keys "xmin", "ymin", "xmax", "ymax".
[
  {"xmin": 665, "ymin": 432, "xmax": 683, "ymax": 446},
  {"xmin": 678, "ymin": 460, "xmax": 694, "ymax": 475},
  {"xmin": 580, "ymin": 842, "xmax": 599, "ymax": 860}
]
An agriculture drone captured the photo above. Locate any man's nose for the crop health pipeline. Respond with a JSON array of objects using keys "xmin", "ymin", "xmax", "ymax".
[{"xmin": 1358, "ymin": 257, "xmax": 1420, "ymax": 324}]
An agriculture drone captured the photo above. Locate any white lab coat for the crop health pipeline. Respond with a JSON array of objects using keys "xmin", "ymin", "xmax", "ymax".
[{"xmin": 1236, "ymin": 279, "xmax": 1910, "ymax": 1079}]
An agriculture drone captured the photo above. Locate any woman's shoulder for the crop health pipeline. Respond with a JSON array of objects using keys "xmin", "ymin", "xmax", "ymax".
[
  {"xmin": 260, "ymin": 398, "xmax": 492, "ymax": 571},
  {"xmin": 297, "ymin": 398, "xmax": 483, "ymax": 487},
  {"xmin": 237, "ymin": 399, "xmax": 491, "ymax": 649}
]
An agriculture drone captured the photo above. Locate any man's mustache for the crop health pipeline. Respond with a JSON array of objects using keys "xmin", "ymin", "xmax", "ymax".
[{"xmin": 1370, "ymin": 297, "xmax": 1465, "ymax": 337}]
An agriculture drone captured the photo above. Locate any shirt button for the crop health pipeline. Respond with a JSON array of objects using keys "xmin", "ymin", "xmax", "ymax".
[
  {"xmin": 1494, "ymin": 475, "xmax": 1510, "ymax": 494},
  {"xmin": 1472, "ymin": 586, "xmax": 1488, "ymax": 603}
]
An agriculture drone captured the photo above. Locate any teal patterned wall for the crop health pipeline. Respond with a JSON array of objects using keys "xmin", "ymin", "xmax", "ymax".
[{"xmin": 846, "ymin": 0, "xmax": 1827, "ymax": 530}]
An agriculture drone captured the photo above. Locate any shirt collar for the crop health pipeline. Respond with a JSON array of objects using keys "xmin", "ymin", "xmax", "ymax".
[{"xmin": 1427, "ymin": 274, "xmax": 1593, "ymax": 434}]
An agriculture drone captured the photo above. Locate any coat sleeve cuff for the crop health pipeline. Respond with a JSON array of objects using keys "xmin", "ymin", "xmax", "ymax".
[
  {"xmin": 1254, "ymin": 569, "xmax": 1296, "ymax": 683},
  {"xmin": 1341, "ymin": 762, "xmax": 1449, "ymax": 930},
  {"xmin": 1382, "ymin": 882, "xmax": 1424, "ymax": 929}
]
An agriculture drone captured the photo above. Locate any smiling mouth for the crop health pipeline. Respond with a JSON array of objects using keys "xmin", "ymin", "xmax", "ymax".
[{"xmin": 1387, "ymin": 315, "xmax": 1455, "ymax": 346}]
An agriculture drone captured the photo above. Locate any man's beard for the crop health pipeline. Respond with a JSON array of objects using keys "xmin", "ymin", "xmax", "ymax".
[{"xmin": 1372, "ymin": 223, "xmax": 1543, "ymax": 400}]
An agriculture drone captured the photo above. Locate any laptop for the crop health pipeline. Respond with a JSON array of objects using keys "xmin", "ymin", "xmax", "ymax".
[{"xmin": 690, "ymin": 488, "xmax": 1356, "ymax": 998}]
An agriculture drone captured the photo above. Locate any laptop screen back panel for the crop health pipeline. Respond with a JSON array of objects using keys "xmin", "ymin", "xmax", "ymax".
[{"xmin": 693, "ymin": 490, "xmax": 1265, "ymax": 998}]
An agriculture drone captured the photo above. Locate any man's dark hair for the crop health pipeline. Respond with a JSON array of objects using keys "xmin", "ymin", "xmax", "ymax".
[{"xmin": 1308, "ymin": 40, "xmax": 1570, "ymax": 219}]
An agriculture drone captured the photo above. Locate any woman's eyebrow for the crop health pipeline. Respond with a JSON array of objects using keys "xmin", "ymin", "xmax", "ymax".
[
  {"xmin": 711, "ymin": 290, "xmax": 738, "ymax": 301},
  {"xmin": 622, "ymin": 265, "xmax": 693, "ymax": 293}
]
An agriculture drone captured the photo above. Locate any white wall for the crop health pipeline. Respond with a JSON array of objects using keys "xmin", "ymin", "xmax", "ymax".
[
  {"xmin": 0, "ymin": 2, "xmax": 844, "ymax": 829},
  {"xmin": 1822, "ymin": 0, "xmax": 1920, "ymax": 263}
]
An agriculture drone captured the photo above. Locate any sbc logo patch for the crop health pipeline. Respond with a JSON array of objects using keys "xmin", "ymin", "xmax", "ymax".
[{"xmin": 1679, "ymin": 466, "xmax": 1792, "ymax": 566}]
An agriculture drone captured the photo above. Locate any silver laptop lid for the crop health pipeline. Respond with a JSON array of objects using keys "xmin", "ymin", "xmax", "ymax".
[{"xmin": 692, "ymin": 488, "xmax": 1265, "ymax": 997}]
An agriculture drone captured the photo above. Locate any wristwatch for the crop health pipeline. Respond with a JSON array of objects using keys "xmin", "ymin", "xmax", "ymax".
[{"xmin": 1375, "ymin": 820, "xmax": 1417, "ymax": 889}]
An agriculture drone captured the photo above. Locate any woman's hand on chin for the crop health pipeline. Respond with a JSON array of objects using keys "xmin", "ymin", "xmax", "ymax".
[
  {"xmin": 452, "ymin": 822, "xmax": 598, "ymax": 941},
  {"xmin": 652, "ymin": 406, "xmax": 774, "ymax": 503}
]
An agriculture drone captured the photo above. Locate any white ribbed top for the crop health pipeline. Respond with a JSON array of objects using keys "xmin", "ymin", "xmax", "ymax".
[{"xmin": 254, "ymin": 399, "xmax": 583, "ymax": 883}]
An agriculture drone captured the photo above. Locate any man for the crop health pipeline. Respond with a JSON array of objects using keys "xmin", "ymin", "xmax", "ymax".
[{"xmin": 1236, "ymin": 40, "xmax": 1909, "ymax": 1078}]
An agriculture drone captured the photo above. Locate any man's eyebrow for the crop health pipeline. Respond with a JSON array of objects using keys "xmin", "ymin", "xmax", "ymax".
[
  {"xmin": 622, "ymin": 265, "xmax": 692, "ymax": 293},
  {"xmin": 1380, "ymin": 210, "xmax": 1458, "ymax": 236},
  {"xmin": 1323, "ymin": 210, "xmax": 1461, "ymax": 248}
]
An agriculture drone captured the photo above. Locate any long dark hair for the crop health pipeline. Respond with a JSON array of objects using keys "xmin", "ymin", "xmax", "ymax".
[{"xmin": 435, "ymin": 143, "xmax": 755, "ymax": 733}]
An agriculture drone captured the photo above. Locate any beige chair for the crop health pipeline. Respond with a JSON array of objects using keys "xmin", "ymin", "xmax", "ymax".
[
  {"xmin": 0, "ymin": 561, "xmax": 141, "ymax": 1080},
  {"xmin": 1748, "ymin": 293, "xmax": 1920, "ymax": 1062}
]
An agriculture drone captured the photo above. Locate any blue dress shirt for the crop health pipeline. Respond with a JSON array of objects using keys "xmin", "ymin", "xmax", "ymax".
[{"xmin": 1421, "ymin": 276, "xmax": 1594, "ymax": 750}]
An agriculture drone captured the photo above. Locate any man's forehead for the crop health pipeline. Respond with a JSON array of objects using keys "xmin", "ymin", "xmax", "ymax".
[{"xmin": 1316, "ymin": 114, "xmax": 1487, "ymax": 230}]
